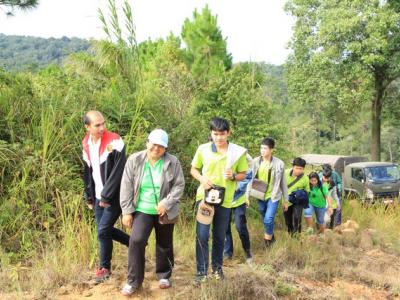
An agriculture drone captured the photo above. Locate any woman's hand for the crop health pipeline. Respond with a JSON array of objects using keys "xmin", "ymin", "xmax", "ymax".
[
  {"xmin": 122, "ymin": 214, "xmax": 133, "ymax": 229},
  {"xmin": 157, "ymin": 203, "xmax": 167, "ymax": 216}
]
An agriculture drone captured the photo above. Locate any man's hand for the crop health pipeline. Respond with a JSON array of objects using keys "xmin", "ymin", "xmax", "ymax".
[
  {"xmin": 87, "ymin": 201, "xmax": 94, "ymax": 210},
  {"xmin": 200, "ymin": 176, "xmax": 214, "ymax": 190},
  {"xmin": 122, "ymin": 214, "xmax": 133, "ymax": 229},
  {"xmin": 283, "ymin": 202, "xmax": 289, "ymax": 212},
  {"xmin": 99, "ymin": 201, "xmax": 110, "ymax": 208},
  {"xmin": 157, "ymin": 203, "xmax": 167, "ymax": 216},
  {"xmin": 223, "ymin": 168, "xmax": 234, "ymax": 180}
]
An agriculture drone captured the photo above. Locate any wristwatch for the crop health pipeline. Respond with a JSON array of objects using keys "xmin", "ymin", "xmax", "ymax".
[{"xmin": 232, "ymin": 173, "xmax": 237, "ymax": 181}]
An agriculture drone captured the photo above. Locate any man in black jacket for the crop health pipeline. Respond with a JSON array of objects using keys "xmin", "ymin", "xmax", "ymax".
[{"xmin": 82, "ymin": 110, "xmax": 129, "ymax": 283}]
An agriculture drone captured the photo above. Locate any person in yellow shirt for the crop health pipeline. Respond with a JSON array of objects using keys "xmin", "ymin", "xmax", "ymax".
[
  {"xmin": 247, "ymin": 137, "xmax": 289, "ymax": 247},
  {"xmin": 191, "ymin": 117, "xmax": 248, "ymax": 284}
]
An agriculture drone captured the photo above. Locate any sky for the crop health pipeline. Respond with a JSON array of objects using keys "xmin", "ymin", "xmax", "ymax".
[{"xmin": 0, "ymin": 0, "xmax": 294, "ymax": 65}]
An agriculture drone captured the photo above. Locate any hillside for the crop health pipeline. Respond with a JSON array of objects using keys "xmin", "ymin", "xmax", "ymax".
[{"xmin": 0, "ymin": 34, "xmax": 90, "ymax": 71}]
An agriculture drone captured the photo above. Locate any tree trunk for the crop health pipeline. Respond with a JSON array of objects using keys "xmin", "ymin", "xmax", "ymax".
[{"xmin": 371, "ymin": 77, "xmax": 384, "ymax": 161}]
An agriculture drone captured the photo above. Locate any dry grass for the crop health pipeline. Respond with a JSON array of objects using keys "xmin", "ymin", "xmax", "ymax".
[{"xmin": 1, "ymin": 198, "xmax": 400, "ymax": 299}]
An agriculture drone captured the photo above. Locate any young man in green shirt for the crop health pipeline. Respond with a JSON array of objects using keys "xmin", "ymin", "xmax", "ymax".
[
  {"xmin": 247, "ymin": 137, "xmax": 289, "ymax": 247},
  {"xmin": 283, "ymin": 157, "xmax": 309, "ymax": 235},
  {"xmin": 191, "ymin": 117, "xmax": 248, "ymax": 283}
]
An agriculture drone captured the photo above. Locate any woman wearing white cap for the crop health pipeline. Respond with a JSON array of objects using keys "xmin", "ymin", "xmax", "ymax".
[{"xmin": 119, "ymin": 129, "xmax": 185, "ymax": 296}]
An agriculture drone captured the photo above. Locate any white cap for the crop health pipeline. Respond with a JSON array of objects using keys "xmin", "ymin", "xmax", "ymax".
[{"xmin": 148, "ymin": 129, "xmax": 168, "ymax": 148}]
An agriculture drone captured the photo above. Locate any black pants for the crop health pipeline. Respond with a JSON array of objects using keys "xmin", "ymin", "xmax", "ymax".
[
  {"xmin": 329, "ymin": 209, "xmax": 337, "ymax": 229},
  {"xmin": 283, "ymin": 204, "xmax": 303, "ymax": 235},
  {"xmin": 127, "ymin": 212, "xmax": 174, "ymax": 288}
]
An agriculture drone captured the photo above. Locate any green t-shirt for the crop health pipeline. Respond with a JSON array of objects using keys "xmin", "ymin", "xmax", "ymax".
[
  {"xmin": 285, "ymin": 169, "xmax": 310, "ymax": 206},
  {"xmin": 309, "ymin": 184, "xmax": 329, "ymax": 208},
  {"xmin": 257, "ymin": 160, "xmax": 274, "ymax": 200},
  {"xmin": 136, "ymin": 159, "xmax": 163, "ymax": 215},
  {"xmin": 192, "ymin": 142, "xmax": 248, "ymax": 208}
]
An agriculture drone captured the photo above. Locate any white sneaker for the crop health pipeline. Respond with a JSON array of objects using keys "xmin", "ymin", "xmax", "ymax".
[
  {"xmin": 159, "ymin": 278, "xmax": 171, "ymax": 289},
  {"xmin": 246, "ymin": 257, "xmax": 254, "ymax": 264}
]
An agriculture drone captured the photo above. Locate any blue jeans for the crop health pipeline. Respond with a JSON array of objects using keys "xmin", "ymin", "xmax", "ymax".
[
  {"xmin": 257, "ymin": 199, "xmax": 279, "ymax": 236},
  {"xmin": 224, "ymin": 203, "xmax": 251, "ymax": 257},
  {"xmin": 95, "ymin": 199, "xmax": 130, "ymax": 270},
  {"xmin": 304, "ymin": 204, "xmax": 326, "ymax": 225},
  {"xmin": 195, "ymin": 203, "xmax": 231, "ymax": 275}
]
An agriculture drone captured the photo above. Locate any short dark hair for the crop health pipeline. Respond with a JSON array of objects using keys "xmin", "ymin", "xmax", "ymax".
[
  {"xmin": 83, "ymin": 114, "xmax": 91, "ymax": 125},
  {"xmin": 292, "ymin": 157, "xmax": 306, "ymax": 168},
  {"xmin": 209, "ymin": 117, "xmax": 230, "ymax": 132},
  {"xmin": 322, "ymin": 164, "xmax": 332, "ymax": 171},
  {"xmin": 322, "ymin": 168, "xmax": 332, "ymax": 178},
  {"xmin": 261, "ymin": 137, "xmax": 275, "ymax": 149}
]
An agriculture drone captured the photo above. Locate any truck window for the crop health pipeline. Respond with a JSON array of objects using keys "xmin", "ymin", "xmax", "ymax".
[
  {"xmin": 351, "ymin": 168, "xmax": 364, "ymax": 182},
  {"xmin": 365, "ymin": 166, "xmax": 400, "ymax": 182}
]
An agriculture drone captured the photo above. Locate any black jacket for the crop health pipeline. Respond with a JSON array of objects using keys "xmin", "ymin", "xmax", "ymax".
[{"xmin": 82, "ymin": 130, "xmax": 126, "ymax": 204}]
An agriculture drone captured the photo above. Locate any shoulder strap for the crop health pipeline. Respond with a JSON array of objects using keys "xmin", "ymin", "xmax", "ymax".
[
  {"xmin": 256, "ymin": 157, "xmax": 273, "ymax": 183},
  {"xmin": 255, "ymin": 156, "xmax": 262, "ymax": 179},
  {"xmin": 288, "ymin": 173, "xmax": 304, "ymax": 189},
  {"xmin": 319, "ymin": 185, "xmax": 327, "ymax": 200},
  {"xmin": 267, "ymin": 168, "xmax": 272, "ymax": 186},
  {"xmin": 148, "ymin": 165, "xmax": 159, "ymax": 205}
]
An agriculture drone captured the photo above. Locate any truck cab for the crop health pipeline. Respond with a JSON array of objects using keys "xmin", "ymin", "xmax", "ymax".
[{"xmin": 343, "ymin": 162, "xmax": 400, "ymax": 203}]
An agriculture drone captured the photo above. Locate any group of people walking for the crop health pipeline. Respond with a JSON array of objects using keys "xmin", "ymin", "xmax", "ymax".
[{"xmin": 81, "ymin": 111, "xmax": 343, "ymax": 296}]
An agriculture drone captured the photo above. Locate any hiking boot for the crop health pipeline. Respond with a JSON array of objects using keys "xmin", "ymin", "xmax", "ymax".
[
  {"xmin": 193, "ymin": 273, "xmax": 207, "ymax": 286},
  {"xmin": 159, "ymin": 278, "xmax": 171, "ymax": 289},
  {"xmin": 211, "ymin": 269, "xmax": 225, "ymax": 280},
  {"xmin": 95, "ymin": 267, "xmax": 111, "ymax": 283}
]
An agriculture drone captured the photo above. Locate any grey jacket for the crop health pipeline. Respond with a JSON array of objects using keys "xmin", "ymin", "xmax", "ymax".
[
  {"xmin": 120, "ymin": 150, "xmax": 185, "ymax": 219},
  {"xmin": 247, "ymin": 156, "xmax": 289, "ymax": 202}
]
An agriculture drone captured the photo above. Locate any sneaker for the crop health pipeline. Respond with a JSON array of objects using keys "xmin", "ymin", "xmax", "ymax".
[
  {"xmin": 159, "ymin": 278, "xmax": 171, "ymax": 289},
  {"xmin": 121, "ymin": 283, "xmax": 141, "ymax": 296},
  {"xmin": 193, "ymin": 274, "xmax": 207, "ymax": 286},
  {"xmin": 245, "ymin": 250, "xmax": 253, "ymax": 264},
  {"xmin": 211, "ymin": 269, "xmax": 225, "ymax": 280},
  {"xmin": 95, "ymin": 267, "xmax": 110, "ymax": 283}
]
